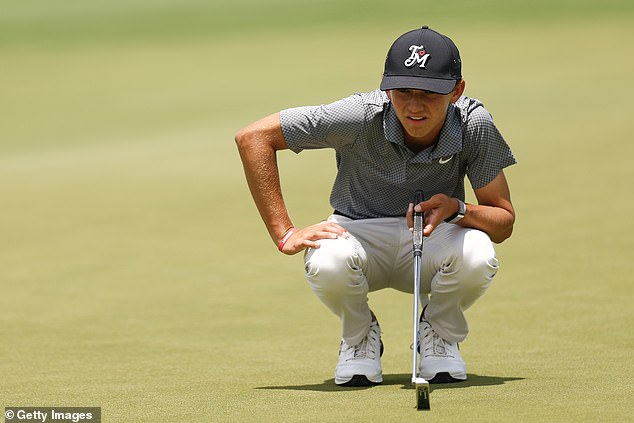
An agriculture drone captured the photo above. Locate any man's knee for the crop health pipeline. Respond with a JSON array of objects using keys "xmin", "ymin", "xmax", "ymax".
[
  {"xmin": 435, "ymin": 229, "xmax": 498, "ymax": 291},
  {"xmin": 304, "ymin": 237, "xmax": 365, "ymax": 295},
  {"xmin": 462, "ymin": 230, "xmax": 499, "ymax": 282}
]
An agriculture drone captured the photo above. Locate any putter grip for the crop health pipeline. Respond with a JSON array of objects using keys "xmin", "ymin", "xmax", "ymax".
[{"xmin": 413, "ymin": 190, "xmax": 423, "ymax": 256}]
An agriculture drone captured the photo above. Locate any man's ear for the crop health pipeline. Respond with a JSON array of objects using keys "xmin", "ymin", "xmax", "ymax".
[
  {"xmin": 385, "ymin": 90, "xmax": 392, "ymax": 100},
  {"xmin": 451, "ymin": 80, "xmax": 465, "ymax": 103}
]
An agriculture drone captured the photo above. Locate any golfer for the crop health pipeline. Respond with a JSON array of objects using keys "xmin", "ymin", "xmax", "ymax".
[{"xmin": 235, "ymin": 26, "xmax": 516, "ymax": 386}]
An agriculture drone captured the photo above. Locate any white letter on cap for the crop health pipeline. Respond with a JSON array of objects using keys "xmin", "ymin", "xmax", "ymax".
[{"xmin": 404, "ymin": 45, "xmax": 431, "ymax": 68}]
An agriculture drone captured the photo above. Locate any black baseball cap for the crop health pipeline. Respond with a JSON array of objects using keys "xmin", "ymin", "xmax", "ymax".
[{"xmin": 380, "ymin": 26, "xmax": 462, "ymax": 95}]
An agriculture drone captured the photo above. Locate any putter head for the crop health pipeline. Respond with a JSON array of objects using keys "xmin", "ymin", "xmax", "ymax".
[{"xmin": 414, "ymin": 377, "xmax": 431, "ymax": 410}]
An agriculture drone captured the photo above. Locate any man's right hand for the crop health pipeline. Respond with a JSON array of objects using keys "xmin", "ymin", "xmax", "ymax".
[{"xmin": 279, "ymin": 221, "xmax": 349, "ymax": 255}]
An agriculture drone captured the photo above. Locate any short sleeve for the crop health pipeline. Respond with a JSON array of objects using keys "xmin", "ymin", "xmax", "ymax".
[
  {"xmin": 463, "ymin": 106, "xmax": 516, "ymax": 190},
  {"xmin": 279, "ymin": 94, "xmax": 366, "ymax": 153}
]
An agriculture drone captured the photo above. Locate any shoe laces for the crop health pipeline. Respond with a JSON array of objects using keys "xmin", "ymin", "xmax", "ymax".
[
  {"xmin": 422, "ymin": 322, "xmax": 455, "ymax": 358},
  {"xmin": 342, "ymin": 323, "xmax": 380, "ymax": 361},
  {"xmin": 424, "ymin": 331, "xmax": 447, "ymax": 355}
]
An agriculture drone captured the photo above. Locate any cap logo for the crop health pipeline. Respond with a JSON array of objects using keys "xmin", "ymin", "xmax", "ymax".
[{"xmin": 404, "ymin": 45, "xmax": 431, "ymax": 69}]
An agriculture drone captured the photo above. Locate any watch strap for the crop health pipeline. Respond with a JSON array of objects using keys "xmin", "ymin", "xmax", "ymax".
[{"xmin": 445, "ymin": 199, "xmax": 466, "ymax": 224}]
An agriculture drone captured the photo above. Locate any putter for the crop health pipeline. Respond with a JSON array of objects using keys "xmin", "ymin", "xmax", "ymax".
[{"xmin": 412, "ymin": 190, "xmax": 431, "ymax": 410}]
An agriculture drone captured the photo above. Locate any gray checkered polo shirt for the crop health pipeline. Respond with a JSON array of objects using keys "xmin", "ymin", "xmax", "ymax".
[{"xmin": 280, "ymin": 89, "xmax": 516, "ymax": 219}]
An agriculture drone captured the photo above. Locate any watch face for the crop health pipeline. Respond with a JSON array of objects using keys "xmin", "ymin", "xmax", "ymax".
[{"xmin": 458, "ymin": 200, "xmax": 466, "ymax": 215}]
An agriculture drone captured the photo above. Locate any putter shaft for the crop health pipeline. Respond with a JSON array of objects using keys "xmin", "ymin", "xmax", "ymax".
[
  {"xmin": 412, "ymin": 190, "xmax": 430, "ymax": 410},
  {"xmin": 412, "ymin": 254, "xmax": 422, "ymax": 383}
]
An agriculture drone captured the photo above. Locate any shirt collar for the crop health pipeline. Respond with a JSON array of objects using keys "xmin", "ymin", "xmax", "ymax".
[{"xmin": 383, "ymin": 102, "xmax": 464, "ymax": 163}]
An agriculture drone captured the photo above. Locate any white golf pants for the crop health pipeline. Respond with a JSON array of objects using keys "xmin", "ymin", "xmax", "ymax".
[{"xmin": 304, "ymin": 215, "xmax": 499, "ymax": 346}]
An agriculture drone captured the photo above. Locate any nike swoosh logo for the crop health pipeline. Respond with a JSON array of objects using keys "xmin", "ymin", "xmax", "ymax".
[{"xmin": 439, "ymin": 155, "xmax": 454, "ymax": 164}]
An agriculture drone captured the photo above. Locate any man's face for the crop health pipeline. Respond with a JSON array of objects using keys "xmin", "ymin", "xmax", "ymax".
[{"xmin": 387, "ymin": 81, "xmax": 464, "ymax": 150}]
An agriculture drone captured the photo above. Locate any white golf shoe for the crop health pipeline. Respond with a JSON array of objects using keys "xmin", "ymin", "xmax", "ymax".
[
  {"xmin": 335, "ymin": 320, "xmax": 383, "ymax": 386},
  {"xmin": 419, "ymin": 319, "xmax": 467, "ymax": 383}
]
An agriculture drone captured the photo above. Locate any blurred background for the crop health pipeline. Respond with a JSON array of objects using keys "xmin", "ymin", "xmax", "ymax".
[{"xmin": 1, "ymin": 1, "xmax": 633, "ymax": 421}]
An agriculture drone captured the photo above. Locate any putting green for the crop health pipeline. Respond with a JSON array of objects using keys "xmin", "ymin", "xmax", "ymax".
[{"xmin": 1, "ymin": 1, "xmax": 633, "ymax": 421}]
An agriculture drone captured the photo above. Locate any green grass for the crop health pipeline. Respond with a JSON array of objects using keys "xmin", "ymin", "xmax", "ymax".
[
  {"xmin": 2, "ymin": 0, "xmax": 632, "ymax": 46},
  {"xmin": 1, "ymin": 1, "xmax": 633, "ymax": 421}
]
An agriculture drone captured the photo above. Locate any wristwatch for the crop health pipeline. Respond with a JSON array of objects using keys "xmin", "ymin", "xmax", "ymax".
[{"xmin": 445, "ymin": 199, "xmax": 466, "ymax": 224}]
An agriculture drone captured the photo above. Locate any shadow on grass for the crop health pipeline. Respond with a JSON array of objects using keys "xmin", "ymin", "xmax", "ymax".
[{"xmin": 256, "ymin": 373, "xmax": 524, "ymax": 392}]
